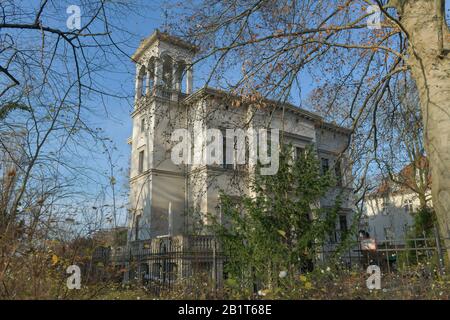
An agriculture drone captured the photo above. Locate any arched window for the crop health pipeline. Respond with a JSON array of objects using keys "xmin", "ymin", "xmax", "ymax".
[
  {"xmin": 137, "ymin": 65, "xmax": 146, "ymax": 98},
  {"xmin": 142, "ymin": 74, "xmax": 147, "ymax": 97},
  {"xmin": 147, "ymin": 57, "xmax": 156, "ymax": 94},
  {"xmin": 175, "ymin": 60, "xmax": 187, "ymax": 93},
  {"xmin": 161, "ymin": 54, "xmax": 173, "ymax": 90}
]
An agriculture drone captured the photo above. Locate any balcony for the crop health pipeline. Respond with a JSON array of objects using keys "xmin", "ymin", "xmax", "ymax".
[
  {"xmin": 110, "ymin": 235, "xmax": 218, "ymax": 263},
  {"xmin": 135, "ymin": 86, "xmax": 189, "ymax": 107}
]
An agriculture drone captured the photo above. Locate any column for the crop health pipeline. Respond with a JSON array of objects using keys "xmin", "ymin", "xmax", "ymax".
[
  {"xmin": 172, "ymin": 61, "xmax": 180, "ymax": 91},
  {"xmin": 154, "ymin": 57, "xmax": 162, "ymax": 87},
  {"xmin": 154, "ymin": 57, "xmax": 162, "ymax": 97},
  {"xmin": 172, "ymin": 61, "xmax": 180, "ymax": 101},
  {"xmin": 186, "ymin": 64, "xmax": 193, "ymax": 94},
  {"xmin": 135, "ymin": 66, "xmax": 142, "ymax": 102}
]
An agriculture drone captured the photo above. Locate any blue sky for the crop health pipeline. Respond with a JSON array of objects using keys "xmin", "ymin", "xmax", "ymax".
[
  {"xmin": 7, "ymin": 1, "xmax": 449, "ymax": 228},
  {"xmin": 98, "ymin": 0, "xmax": 450, "ymax": 169},
  {"xmin": 88, "ymin": 0, "xmax": 450, "ymax": 221}
]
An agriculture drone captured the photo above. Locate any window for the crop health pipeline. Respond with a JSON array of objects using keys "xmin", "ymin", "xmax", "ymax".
[
  {"xmin": 222, "ymin": 130, "xmax": 234, "ymax": 170},
  {"xmin": 140, "ymin": 118, "xmax": 145, "ymax": 133},
  {"xmin": 162, "ymin": 55, "xmax": 173, "ymax": 90},
  {"xmin": 138, "ymin": 150, "xmax": 144, "ymax": 173},
  {"xmin": 295, "ymin": 147, "xmax": 305, "ymax": 160},
  {"xmin": 222, "ymin": 132, "xmax": 227, "ymax": 168},
  {"xmin": 404, "ymin": 199, "xmax": 414, "ymax": 213},
  {"xmin": 255, "ymin": 128, "xmax": 272, "ymax": 162},
  {"xmin": 339, "ymin": 215, "xmax": 348, "ymax": 233},
  {"xmin": 141, "ymin": 74, "xmax": 147, "ymax": 97},
  {"xmin": 335, "ymin": 159, "xmax": 342, "ymax": 186},
  {"xmin": 321, "ymin": 158, "xmax": 329, "ymax": 174}
]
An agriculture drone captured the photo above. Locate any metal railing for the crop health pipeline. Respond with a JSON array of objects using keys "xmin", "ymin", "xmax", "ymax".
[
  {"xmin": 319, "ymin": 227, "xmax": 446, "ymax": 275},
  {"xmin": 135, "ymin": 85, "xmax": 187, "ymax": 104},
  {"xmin": 91, "ymin": 231, "xmax": 447, "ymax": 295},
  {"xmin": 105, "ymin": 235, "xmax": 222, "ymax": 294}
]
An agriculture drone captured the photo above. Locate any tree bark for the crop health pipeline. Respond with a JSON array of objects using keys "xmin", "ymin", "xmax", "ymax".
[{"xmin": 400, "ymin": 0, "xmax": 450, "ymax": 259}]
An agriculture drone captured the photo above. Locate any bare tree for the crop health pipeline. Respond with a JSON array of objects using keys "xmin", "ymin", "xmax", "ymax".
[
  {"xmin": 170, "ymin": 0, "xmax": 450, "ymax": 258},
  {"xmin": 0, "ymin": 0, "xmax": 147, "ymax": 298},
  {"xmin": 377, "ymin": 81, "xmax": 431, "ymax": 210}
]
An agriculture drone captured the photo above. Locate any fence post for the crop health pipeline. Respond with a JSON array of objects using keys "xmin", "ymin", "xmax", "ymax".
[
  {"xmin": 385, "ymin": 241, "xmax": 390, "ymax": 274},
  {"xmin": 433, "ymin": 224, "xmax": 444, "ymax": 276},
  {"xmin": 212, "ymin": 238, "xmax": 217, "ymax": 292}
]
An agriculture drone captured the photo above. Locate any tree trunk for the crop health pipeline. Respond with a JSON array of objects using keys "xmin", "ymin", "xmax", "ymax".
[{"xmin": 400, "ymin": 0, "xmax": 450, "ymax": 259}]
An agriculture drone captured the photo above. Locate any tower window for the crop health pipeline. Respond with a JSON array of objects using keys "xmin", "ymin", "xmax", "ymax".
[
  {"xmin": 141, "ymin": 74, "xmax": 147, "ymax": 97},
  {"xmin": 138, "ymin": 150, "xmax": 144, "ymax": 173},
  {"xmin": 140, "ymin": 118, "xmax": 145, "ymax": 133},
  {"xmin": 162, "ymin": 55, "xmax": 173, "ymax": 90}
]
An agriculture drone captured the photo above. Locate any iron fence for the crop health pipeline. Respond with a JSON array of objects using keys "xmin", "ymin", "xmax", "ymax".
[
  {"xmin": 107, "ymin": 235, "xmax": 223, "ymax": 295},
  {"xmin": 91, "ymin": 231, "xmax": 447, "ymax": 295},
  {"xmin": 319, "ymin": 227, "xmax": 446, "ymax": 275}
]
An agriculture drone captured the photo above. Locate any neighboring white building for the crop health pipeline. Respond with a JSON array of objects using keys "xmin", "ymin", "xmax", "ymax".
[
  {"xmin": 127, "ymin": 30, "xmax": 354, "ymax": 245},
  {"xmin": 362, "ymin": 159, "xmax": 432, "ymax": 243}
]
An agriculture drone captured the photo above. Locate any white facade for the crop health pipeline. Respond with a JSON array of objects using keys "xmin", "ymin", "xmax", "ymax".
[
  {"xmin": 127, "ymin": 30, "xmax": 354, "ymax": 243},
  {"xmin": 362, "ymin": 189, "xmax": 432, "ymax": 242}
]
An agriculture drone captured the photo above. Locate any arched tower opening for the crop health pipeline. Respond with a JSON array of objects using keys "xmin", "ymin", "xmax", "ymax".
[
  {"xmin": 161, "ymin": 54, "xmax": 173, "ymax": 90},
  {"xmin": 136, "ymin": 65, "xmax": 147, "ymax": 99},
  {"xmin": 174, "ymin": 60, "xmax": 187, "ymax": 93},
  {"xmin": 146, "ymin": 57, "xmax": 156, "ymax": 95}
]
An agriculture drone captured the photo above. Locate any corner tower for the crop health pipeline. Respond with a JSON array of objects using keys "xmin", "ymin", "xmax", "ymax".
[{"xmin": 128, "ymin": 30, "xmax": 197, "ymax": 241}]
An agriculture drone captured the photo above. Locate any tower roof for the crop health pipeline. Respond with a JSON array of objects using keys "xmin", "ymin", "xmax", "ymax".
[{"xmin": 132, "ymin": 29, "xmax": 198, "ymax": 62}]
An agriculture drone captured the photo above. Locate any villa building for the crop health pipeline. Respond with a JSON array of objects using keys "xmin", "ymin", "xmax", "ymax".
[{"xmin": 119, "ymin": 30, "xmax": 355, "ymax": 284}]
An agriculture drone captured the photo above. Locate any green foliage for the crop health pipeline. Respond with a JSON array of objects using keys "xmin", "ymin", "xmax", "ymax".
[
  {"xmin": 210, "ymin": 145, "xmax": 342, "ymax": 293},
  {"xmin": 397, "ymin": 207, "xmax": 439, "ymax": 269},
  {"xmin": 413, "ymin": 207, "xmax": 436, "ymax": 237}
]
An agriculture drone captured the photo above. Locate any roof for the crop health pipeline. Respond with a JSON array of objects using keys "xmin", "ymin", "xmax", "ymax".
[
  {"xmin": 182, "ymin": 86, "xmax": 352, "ymax": 135},
  {"xmin": 370, "ymin": 156, "xmax": 431, "ymax": 197},
  {"xmin": 132, "ymin": 29, "xmax": 198, "ymax": 62}
]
